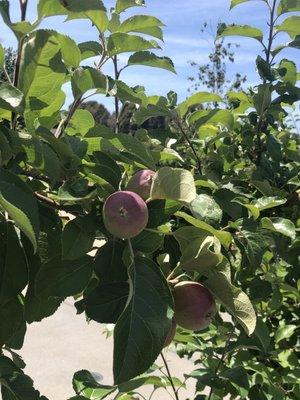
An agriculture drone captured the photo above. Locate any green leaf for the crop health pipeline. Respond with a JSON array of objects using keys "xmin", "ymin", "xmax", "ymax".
[
  {"xmin": 112, "ymin": 80, "xmax": 147, "ymax": 105},
  {"xmin": 278, "ymin": 58, "xmax": 297, "ymax": 85},
  {"xmin": 118, "ymin": 375, "xmax": 184, "ymax": 392},
  {"xmin": 175, "ymin": 211, "xmax": 232, "ymax": 249},
  {"xmin": 256, "ymin": 55, "xmax": 276, "ymax": 81},
  {"xmin": 113, "ymin": 256, "xmax": 173, "ymax": 384},
  {"xmin": 71, "ymin": 67, "xmax": 108, "ymax": 99},
  {"xmin": 86, "ymin": 151, "xmax": 121, "ymax": 190},
  {"xmin": 0, "ymin": 130, "xmax": 13, "ymax": 166},
  {"xmin": 118, "ymin": 15, "xmax": 164, "ymax": 40},
  {"xmin": 115, "ymin": 0, "xmax": 145, "ymax": 13},
  {"xmin": 0, "ymin": 168, "xmax": 39, "ymax": 252},
  {"xmin": 253, "ymin": 196, "xmax": 286, "ymax": 210},
  {"xmin": 128, "ymin": 51, "xmax": 175, "ymax": 73},
  {"xmin": 0, "ymin": 297, "xmax": 24, "ymax": 345},
  {"xmin": 288, "ymin": 34, "xmax": 300, "ymax": 49},
  {"xmin": 150, "ymin": 167, "xmax": 197, "ymax": 204},
  {"xmin": 19, "ymin": 135, "xmax": 62, "ymax": 180},
  {"xmin": 131, "ymin": 229, "xmax": 163, "ymax": 253},
  {"xmin": 221, "ymin": 367, "xmax": 249, "ymax": 397},
  {"xmin": 254, "ymin": 318, "xmax": 270, "ymax": 351},
  {"xmin": 189, "ymin": 109, "xmax": 234, "ymax": 132},
  {"xmin": 23, "ymin": 206, "xmax": 63, "ymax": 324},
  {"xmin": 275, "ymin": 324, "xmax": 297, "ymax": 343},
  {"xmin": 35, "ymin": 256, "xmax": 93, "ymax": 297},
  {"xmin": 18, "ymin": 30, "xmax": 79, "ymax": 130},
  {"xmin": 0, "ymin": 222, "xmax": 28, "ymax": 303},
  {"xmin": 94, "ymin": 241, "xmax": 128, "ymax": 283},
  {"xmin": 180, "ymin": 236, "xmax": 223, "ymax": 271},
  {"xmin": 235, "ymin": 224, "xmax": 267, "ymax": 269},
  {"xmin": 230, "ymin": 0, "xmax": 251, "ymax": 9},
  {"xmin": 177, "ymin": 92, "xmax": 222, "ymax": 117},
  {"xmin": 0, "ymin": 356, "xmax": 48, "ymax": 399},
  {"xmin": 205, "ymin": 262, "xmax": 256, "ymax": 335},
  {"xmin": 189, "ymin": 194, "xmax": 223, "ymax": 226},
  {"xmin": 276, "ymin": 16, "xmax": 300, "ymax": 38},
  {"xmin": 233, "ymin": 199, "xmax": 260, "ymax": 220},
  {"xmin": 266, "ymin": 134, "xmax": 282, "ymax": 162},
  {"xmin": 77, "ymin": 282, "xmax": 129, "ymax": 324},
  {"xmin": 38, "ymin": 0, "xmax": 108, "ymax": 32},
  {"xmin": 25, "ymin": 90, "xmax": 66, "ymax": 133},
  {"xmin": 62, "ymin": 216, "xmax": 96, "ymax": 260},
  {"xmin": 86, "ymin": 131, "xmax": 155, "ymax": 169},
  {"xmin": 261, "ymin": 217, "xmax": 296, "ymax": 239},
  {"xmin": 0, "ymin": 43, "xmax": 4, "ymax": 67},
  {"xmin": 278, "ymin": 0, "xmax": 300, "ymax": 15},
  {"xmin": 253, "ymin": 83, "xmax": 272, "ymax": 115},
  {"xmin": 133, "ymin": 103, "xmax": 172, "ymax": 125},
  {"xmin": 147, "ymin": 199, "xmax": 182, "ymax": 228},
  {"xmin": 0, "ymin": 1, "xmax": 39, "ymax": 39},
  {"xmin": 108, "ymin": 12, "xmax": 121, "ymax": 32},
  {"xmin": 227, "ymin": 91, "xmax": 252, "ymax": 115},
  {"xmin": 72, "ymin": 370, "xmax": 116, "ymax": 399},
  {"xmin": 66, "ymin": 109, "xmax": 95, "ymax": 137},
  {"xmin": 78, "ymin": 41, "xmax": 103, "ymax": 60},
  {"xmin": 107, "ymin": 33, "xmax": 160, "ymax": 56},
  {"xmin": 217, "ymin": 23, "xmax": 263, "ymax": 42},
  {"xmin": 0, "ymin": 83, "xmax": 23, "ymax": 112}
]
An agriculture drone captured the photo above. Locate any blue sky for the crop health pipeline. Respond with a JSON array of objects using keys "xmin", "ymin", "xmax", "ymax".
[{"xmin": 0, "ymin": 0, "xmax": 299, "ymax": 111}]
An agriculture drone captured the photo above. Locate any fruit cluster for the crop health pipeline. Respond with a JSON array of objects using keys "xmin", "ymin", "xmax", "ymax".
[{"xmin": 103, "ymin": 170, "xmax": 216, "ymax": 346}]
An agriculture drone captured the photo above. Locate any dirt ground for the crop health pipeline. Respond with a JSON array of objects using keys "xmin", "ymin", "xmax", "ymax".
[{"xmin": 19, "ymin": 299, "xmax": 197, "ymax": 400}]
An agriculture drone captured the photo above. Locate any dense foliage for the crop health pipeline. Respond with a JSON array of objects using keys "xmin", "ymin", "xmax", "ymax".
[{"xmin": 0, "ymin": 0, "xmax": 299, "ymax": 399}]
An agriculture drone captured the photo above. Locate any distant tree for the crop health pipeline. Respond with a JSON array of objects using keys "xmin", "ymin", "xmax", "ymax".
[
  {"xmin": 117, "ymin": 103, "xmax": 136, "ymax": 133},
  {"xmin": 79, "ymin": 101, "xmax": 111, "ymax": 125},
  {"xmin": 111, "ymin": 102, "xmax": 167, "ymax": 134},
  {"xmin": 188, "ymin": 22, "xmax": 247, "ymax": 94},
  {"xmin": 0, "ymin": 47, "xmax": 16, "ymax": 82}
]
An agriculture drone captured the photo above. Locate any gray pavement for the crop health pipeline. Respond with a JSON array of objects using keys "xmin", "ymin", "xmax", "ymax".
[{"xmin": 19, "ymin": 300, "xmax": 197, "ymax": 400}]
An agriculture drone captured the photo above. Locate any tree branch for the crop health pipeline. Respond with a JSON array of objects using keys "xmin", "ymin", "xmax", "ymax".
[
  {"xmin": 160, "ymin": 352, "xmax": 180, "ymax": 400},
  {"xmin": 207, "ymin": 326, "xmax": 235, "ymax": 400},
  {"xmin": 113, "ymin": 55, "xmax": 120, "ymax": 134}
]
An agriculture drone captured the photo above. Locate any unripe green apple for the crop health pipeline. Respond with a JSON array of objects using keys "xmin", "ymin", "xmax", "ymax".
[
  {"xmin": 173, "ymin": 281, "xmax": 216, "ymax": 331},
  {"xmin": 103, "ymin": 191, "xmax": 148, "ymax": 239},
  {"xmin": 126, "ymin": 169, "xmax": 155, "ymax": 200},
  {"xmin": 164, "ymin": 319, "xmax": 176, "ymax": 347}
]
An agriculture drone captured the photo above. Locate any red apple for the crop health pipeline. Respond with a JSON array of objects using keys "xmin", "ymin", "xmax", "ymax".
[
  {"xmin": 126, "ymin": 169, "xmax": 155, "ymax": 200},
  {"xmin": 103, "ymin": 191, "xmax": 148, "ymax": 239},
  {"xmin": 173, "ymin": 281, "xmax": 216, "ymax": 331}
]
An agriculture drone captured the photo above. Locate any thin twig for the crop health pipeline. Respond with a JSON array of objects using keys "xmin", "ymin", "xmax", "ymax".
[
  {"xmin": 54, "ymin": 95, "xmax": 83, "ymax": 138},
  {"xmin": 175, "ymin": 118, "xmax": 202, "ymax": 173},
  {"xmin": 11, "ymin": 0, "xmax": 28, "ymax": 129},
  {"xmin": 160, "ymin": 352, "xmax": 180, "ymax": 400},
  {"xmin": 265, "ymin": 0, "xmax": 277, "ymax": 66},
  {"xmin": 207, "ymin": 326, "xmax": 235, "ymax": 400},
  {"xmin": 35, "ymin": 193, "xmax": 62, "ymax": 209},
  {"xmin": 255, "ymin": 0, "xmax": 278, "ymax": 165},
  {"xmin": 113, "ymin": 55, "xmax": 120, "ymax": 134}
]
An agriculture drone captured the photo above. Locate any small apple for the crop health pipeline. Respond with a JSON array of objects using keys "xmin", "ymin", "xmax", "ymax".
[
  {"xmin": 126, "ymin": 169, "xmax": 155, "ymax": 200},
  {"xmin": 173, "ymin": 281, "xmax": 216, "ymax": 331},
  {"xmin": 103, "ymin": 191, "xmax": 148, "ymax": 239}
]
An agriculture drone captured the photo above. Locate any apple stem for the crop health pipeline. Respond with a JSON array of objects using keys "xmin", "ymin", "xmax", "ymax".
[{"xmin": 167, "ymin": 265, "xmax": 183, "ymax": 282}]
